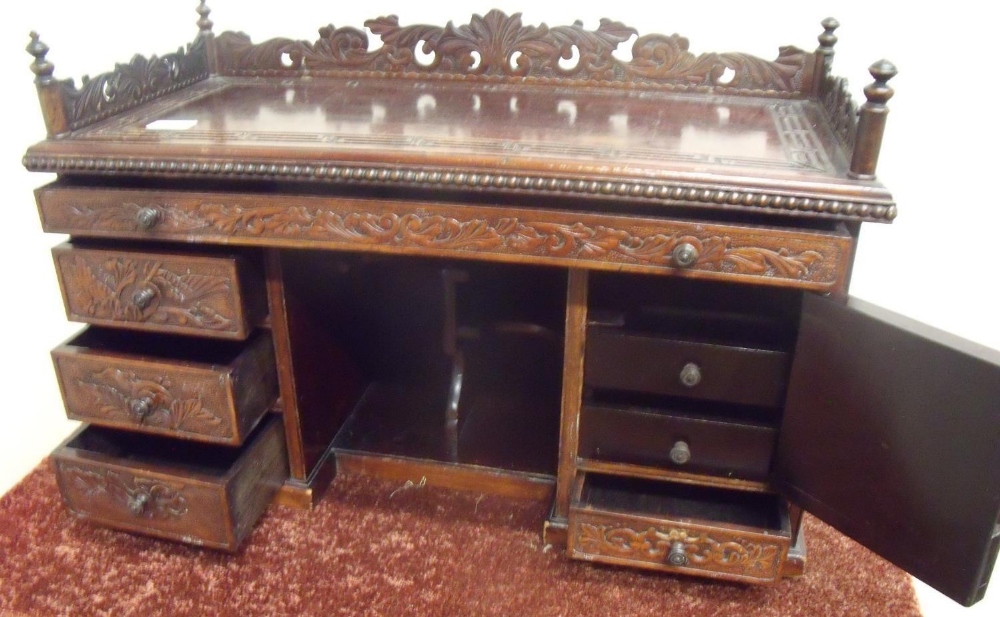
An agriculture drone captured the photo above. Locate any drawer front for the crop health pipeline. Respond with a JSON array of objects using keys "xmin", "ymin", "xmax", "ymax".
[
  {"xmin": 52, "ymin": 333, "xmax": 278, "ymax": 445},
  {"xmin": 568, "ymin": 473, "xmax": 791, "ymax": 584},
  {"xmin": 578, "ymin": 404, "xmax": 776, "ymax": 480},
  {"xmin": 585, "ymin": 327, "xmax": 790, "ymax": 408},
  {"xmin": 52, "ymin": 244, "xmax": 263, "ymax": 339},
  {"xmin": 568, "ymin": 509, "xmax": 789, "ymax": 584},
  {"xmin": 37, "ymin": 185, "xmax": 854, "ymax": 291},
  {"xmin": 53, "ymin": 417, "xmax": 286, "ymax": 551}
]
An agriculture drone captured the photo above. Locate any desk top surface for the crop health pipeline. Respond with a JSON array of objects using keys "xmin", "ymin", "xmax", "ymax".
[{"xmin": 25, "ymin": 76, "xmax": 894, "ymax": 222}]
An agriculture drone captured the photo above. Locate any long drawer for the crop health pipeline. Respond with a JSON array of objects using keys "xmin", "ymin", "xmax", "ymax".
[
  {"xmin": 52, "ymin": 243, "xmax": 266, "ymax": 339},
  {"xmin": 568, "ymin": 473, "xmax": 791, "ymax": 584},
  {"xmin": 35, "ymin": 183, "xmax": 855, "ymax": 291},
  {"xmin": 578, "ymin": 403, "xmax": 776, "ymax": 480},
  {"xmin": 585, "ymin": 325, "xmax": 790, "ymax": 408},
  {"xmin": 52, "ymin": 328, "xmax": 278, "ymax": 445},
  {"xmin": 53, "ymin": 416, "xmax": 287, "ymax": 551}
]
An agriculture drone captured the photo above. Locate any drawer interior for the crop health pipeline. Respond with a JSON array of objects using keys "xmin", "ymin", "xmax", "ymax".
[
  {"xmin": 66, "ymin": 422, "xmax": 259, "ymax": 476},
  {"xmin": 588, "ymin": 273, "xmax": 801, "ymax": 351},
  {"xmin": 575, "ymin": 473, "xmax": 787, "ymax": 532},
  {"xmin": 64, "ymin": 327, "xmax": 258, "ymax": 365}
]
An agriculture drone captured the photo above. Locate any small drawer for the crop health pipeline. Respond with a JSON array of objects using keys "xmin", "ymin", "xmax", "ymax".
[
  {"xmin": 568, "ymin": 473, "xmax": 791, "ymax": 584},
  {"xmin": 52, "ymin": 243, "xmax": 265, "ymax": 339},
  {"xmin": 52, "ymin": 329, "xmax": 278, "ymax": 445},
  {"xmin": 53, "ymin": 416, "xmax": 287, "ymax": 551},
  {"xmin": 578, "ymin": 402, "xmax": 776, "ymax": 480},
  {"xmin": 585, "ymin": 325, "xmax": 790, "ymax": 408}
]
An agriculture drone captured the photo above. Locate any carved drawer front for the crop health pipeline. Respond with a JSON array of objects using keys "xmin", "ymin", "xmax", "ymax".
[
  {"xmin": 52, "ymin": 329, "xmax": 278, "ymax": 446},
  {"xmin": 578, "ymin": 403, "xmax": 776, "ymax": 481},
  {"xmin": 53, "ymin": 416, "xmax": 287, "ymax": 551},
  {"xmin": 52, "ymin": 243, "xmax": 265, "ymax": 339},
  {"xmin": 568, "ymin": 473, "xmax": 791, "ymax": 584},
  {"xmin": 36, "ymin": 184, "xmax": 855, "ymax": 292},
  {"xmin": 585, "ymin": 325, "xmax": 791, "ymax": 409}
]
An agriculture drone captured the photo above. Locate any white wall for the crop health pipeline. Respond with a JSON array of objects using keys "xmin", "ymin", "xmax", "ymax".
[{"xmin": 1, "ymin": 2, "xmax": 996, "ymax": 614}]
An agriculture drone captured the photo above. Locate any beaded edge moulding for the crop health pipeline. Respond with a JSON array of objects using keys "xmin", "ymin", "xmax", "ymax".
[{"xmin": 24, "ymin": 5, "xmax": 897, "ymax": 222}]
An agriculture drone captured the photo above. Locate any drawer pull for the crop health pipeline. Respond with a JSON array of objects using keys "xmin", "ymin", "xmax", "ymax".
[
  {"xmin": 672, "ymin": 242, "xmax": 700, "ymax": 268},
  {"xmin": 129, "ymin": 397, "xmax": 153, "ymax": 420},
  {"xmin": 132, "ymin": 287, "xmax": 156, "ymax": 310},
  {"xmin": 679, "ymin": 362, "xmax": 702, "ymax": 388},
  {"xmin": 670, "ymin": 440, "xmax": 691, "ymax": 465},
  {"xmin": 136, "ymin": 207, "xmax": 160, "ymax": 230},
  {"xmin": 127, "ymin": 491, "xmax": 150, "ymax": 516},
  {"xmin": 668, "ymin": 542, "xmax": 689, "ymax": 566}
]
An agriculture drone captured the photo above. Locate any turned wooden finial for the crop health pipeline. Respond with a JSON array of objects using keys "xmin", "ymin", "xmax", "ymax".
[
  {"xmin": 27, "ymin": 32, "xmax": 54, "ymax": 85},
  {"xmin": 863, "ymin": 59, "xmax": 898, "ymax": 106},
  {"xmin": 817, "ymin": 17, "xmax": 839, "ymax": 57},
  {"xmin": 197, "ymin": 1, "xmax": 214, "ymax": 35},
  {"xmin": 850, "ymin": 59, "xmax": 898, "ymax": 179}
]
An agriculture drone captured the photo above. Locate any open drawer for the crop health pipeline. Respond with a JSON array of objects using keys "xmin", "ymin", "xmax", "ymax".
[
  {"xmin": 568, "ymin": 473, "xmax": 792, "ymax": 584},
  {"xmin": 53, "ymin": 416, "xmax": 287, "ymax": 551},
  {"xmin": 52, "ymin": 328, "xmax": 278, "ymax": 445}
]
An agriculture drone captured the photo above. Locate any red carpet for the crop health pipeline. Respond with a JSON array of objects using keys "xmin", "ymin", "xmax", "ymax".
[{"xmin": 0, "ymin": 460, "xmax": 920, "ymax": 616}]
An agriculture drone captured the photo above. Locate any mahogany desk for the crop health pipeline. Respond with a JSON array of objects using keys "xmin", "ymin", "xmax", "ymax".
[{"xmin": 22, "ymin": 4, "xmax": 1000, "ymax": 607}]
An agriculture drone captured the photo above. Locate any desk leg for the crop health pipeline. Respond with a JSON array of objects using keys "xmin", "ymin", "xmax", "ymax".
[{"xmin": 547, "ymin": 268, "xmax": 588, "ymax": 544}]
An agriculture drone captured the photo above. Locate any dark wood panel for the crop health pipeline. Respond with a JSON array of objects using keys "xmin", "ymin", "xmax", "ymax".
[
  {"xmin": 775, "ymin": 294, "xmax": 1000, "ymax": 606},
  {"xmin": 585, "ymin": 327, "xmax": 790, "ymax": 408},
  {"xmin": 579, "ymin": 404, "xmax": 776, "ymax": 481}
]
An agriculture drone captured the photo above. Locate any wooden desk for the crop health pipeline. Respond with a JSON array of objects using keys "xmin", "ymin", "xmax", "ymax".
[{"xmin": 22, "ymin": 4, "xmax": 1000, "ymax": 607}]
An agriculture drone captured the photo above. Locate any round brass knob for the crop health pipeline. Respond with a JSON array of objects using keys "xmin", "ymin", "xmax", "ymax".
[
  {"xmin": 672, "ymin": 242, "xmax": 699, "ymax": 268},
  {"xmin": 668, "ymin": 542, "xmax": 688, "ymax": 566},
  {"xmin": 132, "ymin": 287, "xmax": 156, "ymax": 310},
  {"xmin": 670, "ymin": 440, "xmax": 691, "ymax": 465},
  {"xmin": 127, "ymin": 492, "xmax": 150, "ymax": 516},
  {"xmin": 129, "ymin": 397, "xmax": 152, "ymax": 419},
  {"xmin": 136, "ymin": 207, "xmax": 160, "ymax": 230},
  {"xmin": 679, "ymin": 362, "xmax": 702, "ymax": 388}
]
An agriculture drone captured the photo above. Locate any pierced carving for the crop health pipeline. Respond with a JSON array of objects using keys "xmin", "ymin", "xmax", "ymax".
[
  {"xmin": 821, "ymin": 75, "xmax": 858, "ymax": 151},
  {"xmin": 50, "ymin": 37, "xmax": 209, "ymax": 132},
  {"xmin": 576, "ymin": 522, "xmax": 782, "ymax": 578},
  {"xmin": 59, "ymin": 463, "xmax": 189, "ymax": 520},
  {"xmin": 59, "ymin": 253, "xmax": 236, "ymax": 332},
  {"xmin": 215, "ymin": 10, "xmax": 810, "ymax": 94},
  {"xmin": 76, "ymin": 367, "xmax": 227, "ymax": 437}
]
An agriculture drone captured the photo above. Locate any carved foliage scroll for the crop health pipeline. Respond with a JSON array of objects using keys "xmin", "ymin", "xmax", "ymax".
[
  {"xmin": 57, "ymin": 252, "xmax": 238, "ymax": 333},
  {"xmin": 59, "ymin": 463, "xmax": 190, "ymax": 520},
  {"xmin": 73, "ymin": 367, "xmax": 228, "ymax": 438},
  {"xmin": 171, "ymin": 204, "xmax": 825, "ymax": 281},
  {"xmin": 215, "ymin": 10, "xmax": 810, "ymax": 94},
  {"xmin": 576, "ymin": 522, "xmax": 783, "ymax": 580},
  {"xmin": 56, "ymin": 200, "xmax": 836, "ymax": 286},
  {"xmin": 57, "ymin": 36, "xmax": 209, "ymax": 132}
]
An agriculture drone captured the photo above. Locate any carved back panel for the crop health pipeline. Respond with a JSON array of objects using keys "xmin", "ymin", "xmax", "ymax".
[{"xmin": 214, "ymin": 10, "xmax": 815, "ymax": 97}]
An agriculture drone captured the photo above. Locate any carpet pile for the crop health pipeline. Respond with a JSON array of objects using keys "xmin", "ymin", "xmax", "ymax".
[{"xmin": 0, "ymin": 461, "xmax": 921, "ymax": 616}]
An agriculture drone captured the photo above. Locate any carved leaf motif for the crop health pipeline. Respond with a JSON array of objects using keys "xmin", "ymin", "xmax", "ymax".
[
  {"xmin": 61, "ymin": 464, "xmax": 190, "ymax": 520},
  {"xmin": 62, "ymin": 254, "xmax": 235, "ymax": 331},
  {"xmin": 62, "ymin": 37, "xmax": 208, "ymax": 130},
  {"xmin": 576, "ymin": 523, "xmax": 781, "ymax": 577},
  {"xmin": 76, "ymin": 368, "xmax": 227, "ymax": 437},
  {"xmin": 188, "ymin": 204, "xmax": 824, "ymax": 281},
  {"xmin": 214, "ymin": 10, "xmax": 807, "ymax": 93}
]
